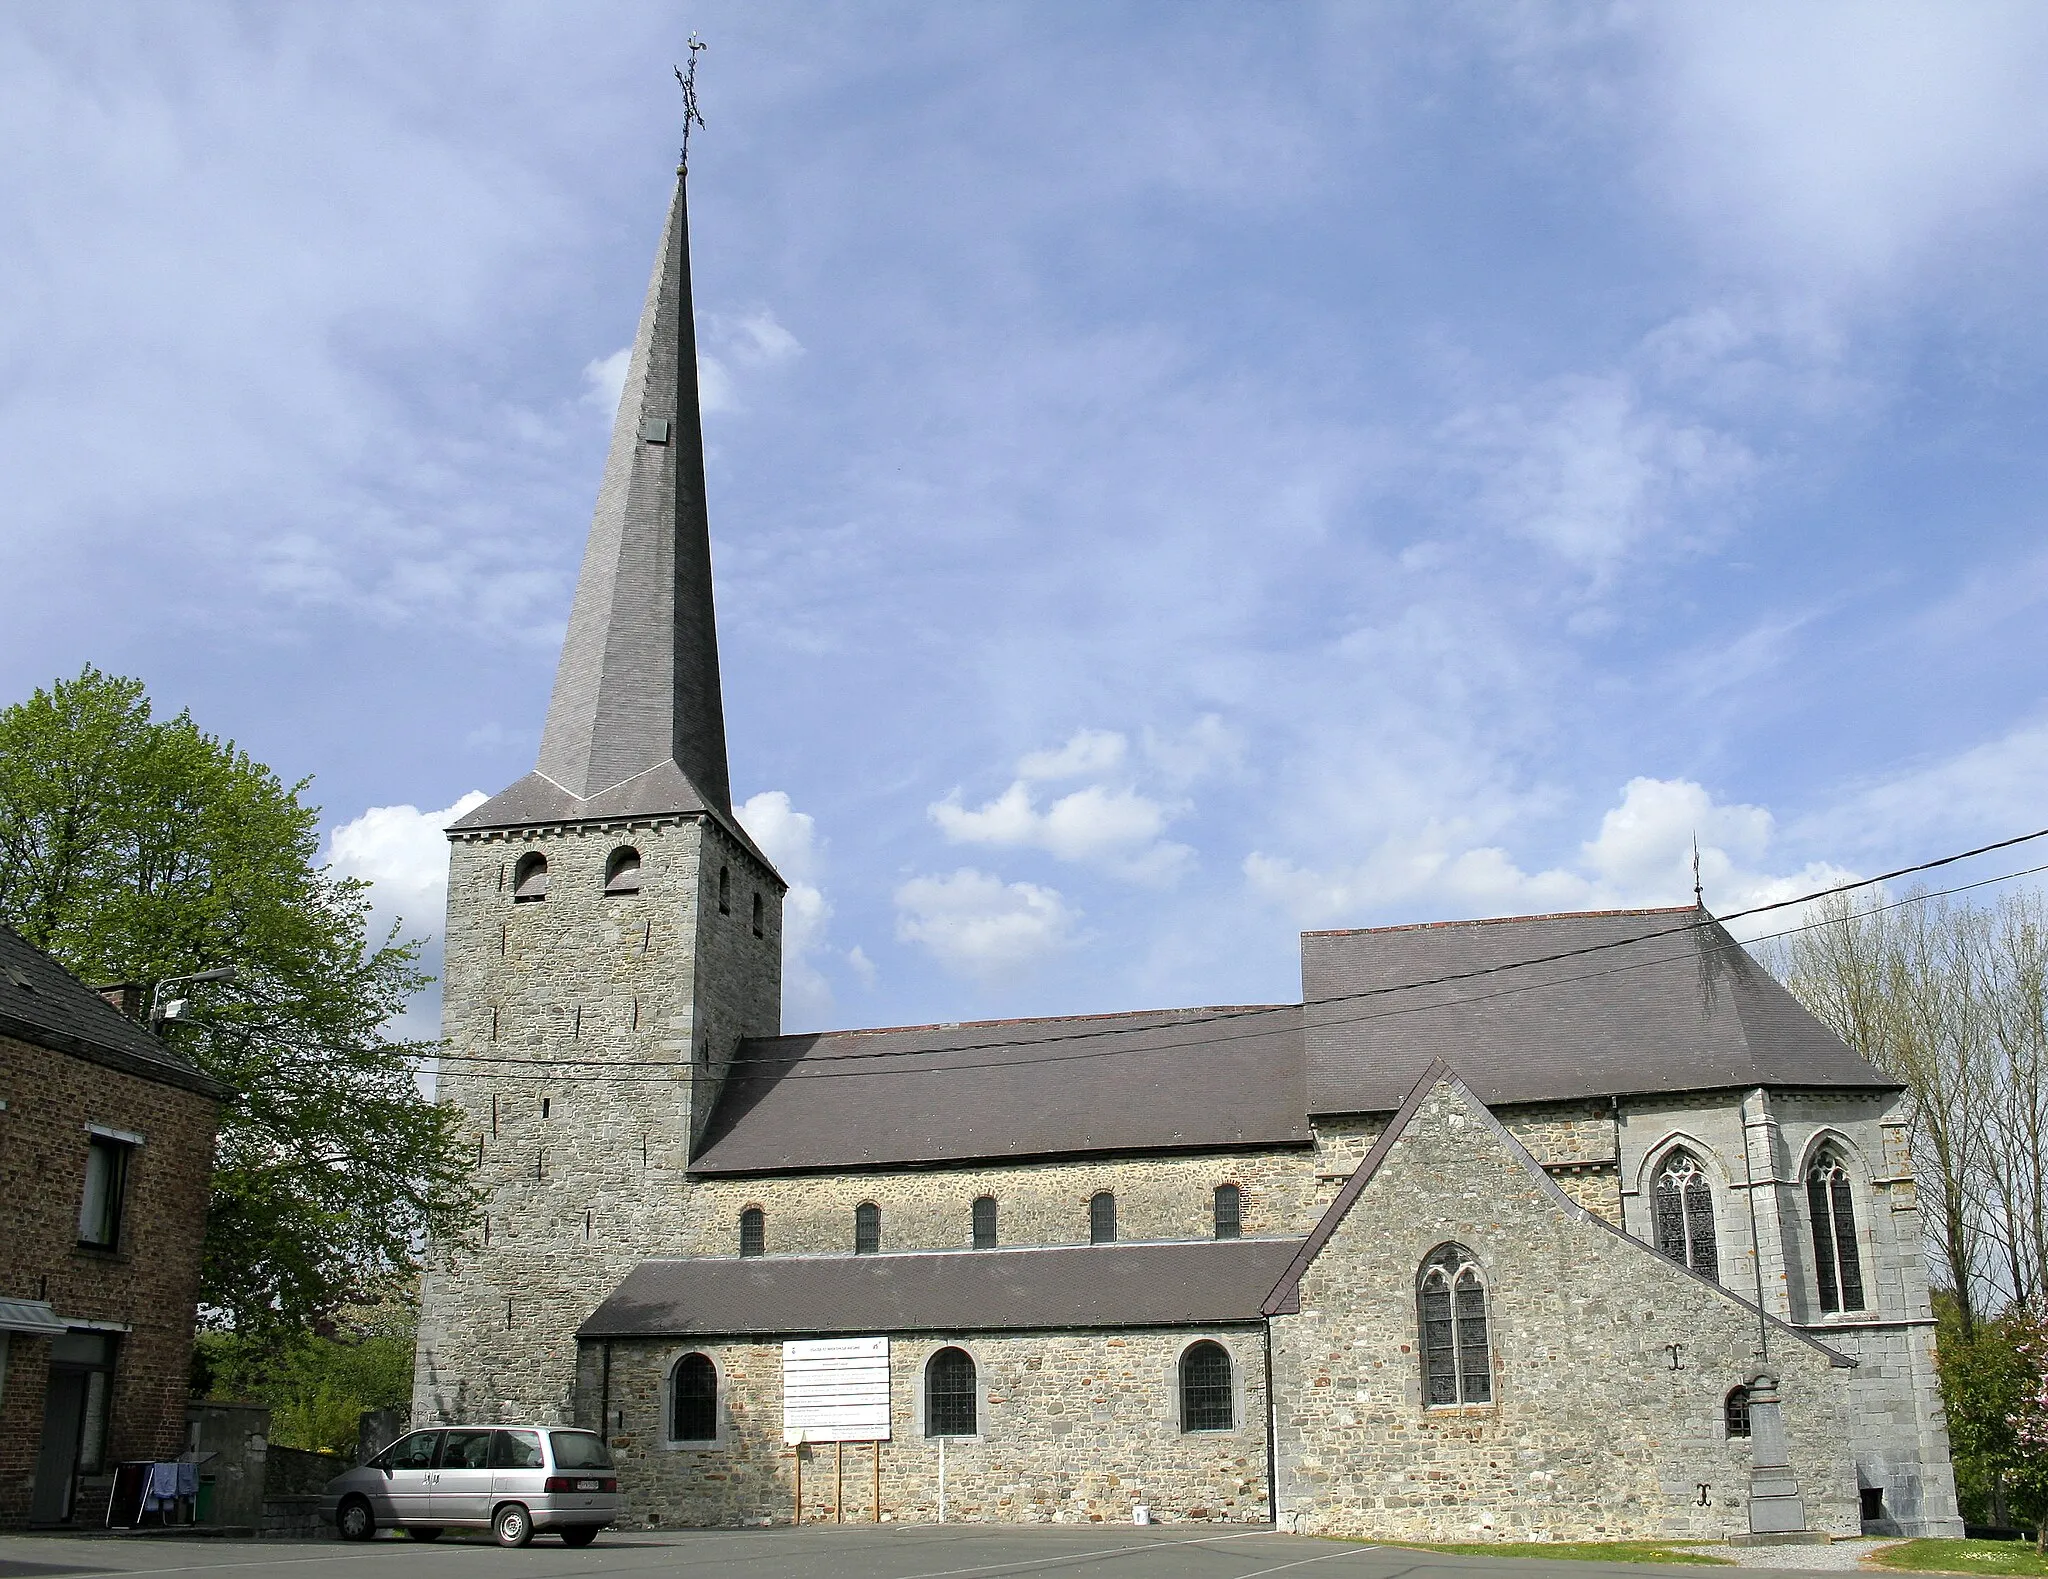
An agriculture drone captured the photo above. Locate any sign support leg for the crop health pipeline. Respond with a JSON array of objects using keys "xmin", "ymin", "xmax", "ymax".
[{"xmin": 836, "ymin": 1441, "xmax": 844, "ymax": 1523}]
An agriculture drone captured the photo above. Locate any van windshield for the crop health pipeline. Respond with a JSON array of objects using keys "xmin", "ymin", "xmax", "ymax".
[{"xmin": 549, "ymin": 1432, "xmax": 614, "ymax": 1470}]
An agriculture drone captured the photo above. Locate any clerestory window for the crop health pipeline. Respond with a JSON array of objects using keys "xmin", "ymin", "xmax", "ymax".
[
  {"xmin": 854, "ymin": 1202, "xmax": 881, "ymax": 1255},
  {"xmin": 1418, "ymin": 1242, "xmax": 1492, "ymax": 1406},
  {"xmin": 1213, "ymin": 1183, "xmax": 1242, "ymax": 1240},
  {"xmin": 1807, "ymin": 1147, "xmax": 1866, "ymax": 1314},
  {"xmin": 1653, "ymin": 1147, "xmax": 1719, "ymax": 1282},
  {"xmin": 972, "ymin": 1195, "xmax": 997, "ymax": 1250},
  {"xmin": 738, "ymin": 1207, "xmax": 765, "ymax": 1259},
  {"xmin": 1089, "ymin": 1191, "xmax": 1116, "ymax": 1244}
]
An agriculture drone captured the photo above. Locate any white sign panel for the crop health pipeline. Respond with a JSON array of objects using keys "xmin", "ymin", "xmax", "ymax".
[{"xmin": 783, "ymin": 1337, "xmax": 891, "ymax": 1443}]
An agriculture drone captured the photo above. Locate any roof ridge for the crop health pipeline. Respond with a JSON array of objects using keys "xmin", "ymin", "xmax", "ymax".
[
  {"xmin": 1303, "ymin": 904, "xmax": 1698, "ymax": 939},
  {"xmin": 742, "ymin": 1002, "xmax": 1295, "ymax": 1046}
]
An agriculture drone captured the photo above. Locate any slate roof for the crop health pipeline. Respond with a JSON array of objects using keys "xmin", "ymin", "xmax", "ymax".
[
  {"xmin": 448, "ymin": 765, "xmax": 778, "ymax": 874},
  {"xmin": 1302, "ymin": 906, "xmax": 1895, "ymax": 1116},
  {"xmin": 689, "ymin": 1004, "xmax": 1310, "ymax": 1175},
  {"xmin": 0, "ymin": 926, "xmax": 223, "ymax": 1098},
  {"xmin": 579, "ymin": 1238, "xmax": 1305, "ymax": 1339}
]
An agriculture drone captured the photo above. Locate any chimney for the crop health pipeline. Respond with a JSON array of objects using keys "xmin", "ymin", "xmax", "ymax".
[{"xmin": 95, "ymin": 982, "xmax": 144, "ymax": 1021}]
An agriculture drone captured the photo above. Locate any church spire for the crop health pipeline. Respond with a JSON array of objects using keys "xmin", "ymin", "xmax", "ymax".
[{"xmin": 532, "ymin": 164, "xmax": 731, "ymax": 814}]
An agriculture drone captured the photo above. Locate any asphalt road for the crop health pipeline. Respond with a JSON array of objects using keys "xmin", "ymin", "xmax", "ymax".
[{"xmin": 0, "ymin": 1527, "xmax": 1843, "ymax": 1579}]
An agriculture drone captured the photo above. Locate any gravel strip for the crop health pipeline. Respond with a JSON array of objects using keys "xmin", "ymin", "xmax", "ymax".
[{"xmin": 1673, "ymin": 1538, "xmax": 1910, "ymax": 1570}]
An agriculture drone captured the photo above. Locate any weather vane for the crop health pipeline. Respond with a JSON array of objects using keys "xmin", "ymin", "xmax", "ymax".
[
  {"xmin": 675, "ymin": 37, "xmax": 707, "ymax": 170},
  {"xmin": 1692, "ymin": 836, "xmax": 1704, "ymax": 908}
]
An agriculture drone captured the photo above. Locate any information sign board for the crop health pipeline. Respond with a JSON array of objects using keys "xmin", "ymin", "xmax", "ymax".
[{"xmin": 782, "ymin": 1337, "xmax": 891, "ymax": 1443}]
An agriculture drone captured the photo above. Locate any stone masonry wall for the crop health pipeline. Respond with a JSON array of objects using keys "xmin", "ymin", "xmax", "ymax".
[
  {"xmin": 1272, "ymin": 1075, "xmax": 1860, "ymax": 1543},
  {"xmin": 593, "ymin": 1328, "xmax": 1268, "ymax": 1528},
  {"xmin": 0, "ymin": 1032, "xmax": 219, "ymax": 1527}
]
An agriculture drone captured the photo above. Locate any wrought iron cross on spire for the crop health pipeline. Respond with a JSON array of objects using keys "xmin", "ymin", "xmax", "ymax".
[{"xmin": 675, "ymin": 36, "xmax": 707, "ymax": 170}]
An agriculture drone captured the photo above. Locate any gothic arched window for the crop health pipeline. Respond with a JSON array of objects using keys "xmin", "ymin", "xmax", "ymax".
[
  {"xmin": 512, "ymin": 851, "xmax": 548, "ymax": 902},
  {"xmin": 854, "ymin": 1202, "xmax": 881, "ymax": 1255},
  {"xmin": 738, "ymin": 1207, "xmax": 764, "ymax": 1259},
  {"xmin": 1724, "ymin": 1384, "xmax": 1751, "ymax": 1439},
  {"xmin": 1807, "ymin": 1147, "xmax": 1867, "ymax": 1313},
  {"xmin": 604, "ymin": 847, "xmax": 642, "ymax": 894},
  {"xmin": 972, "ymin": 1195, "xmax": 997, "ymax": 1249},
  {"xmin": 1653, "ymin": 1147, "xmax": 1719, "ymax": 1282},
  {"xmin": 1089, "ymin": 1191, "xmax": 1116, "ymax": 1244},
  {"xmin": 1418, "ymin": 1242, "xmax": 1492, "ymax": 1406},
  {"xmin": 671, "ymin": 1353, "xmax": 716, "ymax": 1442},
  {"xmin": 925, "ymin": 1347, "xmax": 976, "ymax": 1437},
  {"xmin": 1180, "ymin": 1341, "xmax": 1233, "ymax": 1432},
  {"xmin": 1213, "ymin": 1184, "xmax": 1242, "ymax": 1240}
]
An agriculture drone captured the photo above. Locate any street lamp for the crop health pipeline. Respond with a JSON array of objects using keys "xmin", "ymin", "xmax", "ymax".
[{"xmin": 151, "ymin": 966, "xmax": 238, "ymax": 1026}]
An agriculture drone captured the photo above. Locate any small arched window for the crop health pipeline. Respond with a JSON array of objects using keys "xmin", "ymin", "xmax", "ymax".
[
  {"xmin": 1089, "ymin": 1191, "xmax": 1116, "ymax": 1244},
  {"xmin": 512, "ymin": 851, "xmax": 548, "ymax": 902},
  {"xmin": 1180, "ymin": 1341, "xmax": 1233, "ymax": 1432},
  {"xmin": 972, "ymin": 1195, "xmax": 997, "ymax": 1250},
  {"xmin": 1653, "ymin": 1148, "xmax": 1719, "ymax": 1282},
  {"xmin": 1418, "ymin": 1242, "xmax": 1492, "ymax": 1406},
  {"xmin": 604, "ymin": 847, "xmax": 642, "ymax": 895},
  {"xmin": 926, "ymin": 1347, "xmax": 976, "ymax": 1437},
  {"xmin": 738, "ymin": 1207, "xmax": 765, "ymax": 1259},
  {"xmin": 1213, "ymin": 1184, "xmax": 1242, "ymax": 1240},
  {"xmin": 718, "ymin": 865, "xmax": 731, "ymax": 915},
  {"xmin": 672, "ymin": 1353, "xmax": 717, "ymax": 1442},
  {"xmin": 752, "ymin": 892, "xmax": 764, "ymax": 938},
  {"xmin": 854, "ymin": 1202, "xmax": 881, "ymax": 1255},
  {"xmin": 1808, "ymin": 1147, "xmax": 1867, "ymax": 1313},
  {"xmin": 1724, "ymin": 1384, "xmax": 1751, "ymax": 1439}
]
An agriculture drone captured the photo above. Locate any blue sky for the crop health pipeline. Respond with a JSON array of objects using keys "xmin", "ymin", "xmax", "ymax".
[{"xmin": 6, "ymin": 3, "xmax": 2048, "ymax": 1036}]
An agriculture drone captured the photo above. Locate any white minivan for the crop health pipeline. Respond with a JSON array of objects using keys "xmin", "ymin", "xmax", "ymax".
[{"xmin": 323, "ymin": 1426, "xmax": 620, "ymax": 1547}]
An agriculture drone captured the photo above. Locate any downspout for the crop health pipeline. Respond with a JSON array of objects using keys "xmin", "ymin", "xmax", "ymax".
[
  {"xmin": 599, "ymin": 1340, "xmax": 614, "ymax": 1446},
  {"xmin": 1263, "ymin": 1318, "xmax": 1280, "ymax": 1531}
]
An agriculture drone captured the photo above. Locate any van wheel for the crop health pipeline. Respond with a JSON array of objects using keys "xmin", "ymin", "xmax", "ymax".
[
  {"xmin": 336, "ymin": 1498, "xmax": 375, "ymax": 1542},
  {"xmin": 560, "ymin": 1527, "xmax": 598, "ymax": 1548},
  {"xmin": 406, "ymin": 1527, "xmax": 444, "ymax": 1541},
  {"xmin": 494, "ymin": 1504, "xmax": 534, "ymax": 1548}
]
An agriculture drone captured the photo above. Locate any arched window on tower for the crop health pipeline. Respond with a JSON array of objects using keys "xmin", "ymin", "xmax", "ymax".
[
  {"xmin": 512, "ymin": 851, "xmax": 548, "ymax": 902},
  {"xmin": 1089, "ymin": 1191, "xmax": 1116, "ymax": 1244},
  {"xmin": 671, "ymin": 1353, "xmax": 717, "ymax": 1443},
  {"xmin": 925, "ymin": 1347, "xmax": 976, "ymax": 1437},
  {"xmin": 972, "ymin": 1195, "xmax": 997, "ymax": 1249},
  {"xmin": 1213, "ymin": 1183, "xmax": 1242, "ymax": 1240},
  {"xmin": 1808, "ymin": 1147, "xmax": 1867, "ymax": 1313},
  {"xmin": 604, "ymin": 846, "xmax": 642, "ymax": 894},
  {"xmin": 1724, "ymin": 1384, "xmax": 1751, "ymax": 1439},
  {"xmin": 854, "ymin": 1202, "xmax": 881, "ymax": 1255},
  {"xmin": 1653, "ymin": 1147, "xmax": 1719, "ymax": 1282},
  {"xmin": 1418, "ymin": 1242, "xmax": 1492, "ymax": 1406},
  {"xmin": 1179, "ymin": 1341, "xmax": 1233, "ymax": 1432},
  {"xmin": 738, "ymin": 1207, "xmax": 764, "ymax": 1259},
  {"xmin": 718, "ymin": 865, "xmax": 730, "ymax": 915}
]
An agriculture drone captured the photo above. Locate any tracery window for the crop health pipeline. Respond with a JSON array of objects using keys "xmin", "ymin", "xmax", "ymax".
[
  {"xmin": 1653, "ymin": 1147, "xmax": 1719, "ymax": 1282},
  {"xmin": 1418, "ymin": 1242, "xmax": 1492, "ymax": 1406},
  {"xmin": 925, "ymin": 1347, "xmax": 976, "ymax": 1437},
  {"xmin": 1180, "ymin": 1341, "xmax": 1233, "ymax": 1432},
  {"xmin": 738, "ymin": 1206, "xmax": 765, "ymax": 1259},
  {"xmin": 672, "ymin": 1353, "xmax": 717, "ymax": 1442},
  {"xmin": 1724, "ymin": 1384, "xmax": 1751, "ymax": 1439},
  {"xmin": 1807, "ymin": 1147, "xmax": 1866, "ymax": 1313},
  {"xmin": 1213, "ymin": 1183, "xmax": 1242, "ymax": 1240},
  {"xmin": 854, "ymin": 1202, "xmax": 881, "ymax": 1255},
  {"xmin": 1089, "ymin": 1191, "xmax": 1116, "ymax": 1244},
  {"xmin": 972, "ymin": 1195, "xmax": 997, "ymax": 1249}
]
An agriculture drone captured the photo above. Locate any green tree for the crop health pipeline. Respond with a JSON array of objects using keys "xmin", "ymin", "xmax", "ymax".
[
  {"xmin": 1937, "ymin": 1291, "xmax": 2035, "ymax": 1529},
  {"xmin": 0, "ymin": 666, "xmax": 475, "ymax": 1336},
  {"xmin": 197, "ymin": 1285, "xmax": 419, "ymax": 1458}
]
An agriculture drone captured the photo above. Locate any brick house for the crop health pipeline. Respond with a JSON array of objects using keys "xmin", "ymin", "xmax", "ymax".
[{"xmin": 0, "ymin": 927, "xmax": 222, "ymax": 1527}]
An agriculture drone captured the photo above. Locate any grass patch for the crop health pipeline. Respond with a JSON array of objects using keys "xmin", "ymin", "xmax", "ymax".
[
  {"xmin": 1379, "ymin": 1540, "xmax": 1732, "ymax": 1564},
  {"xmin": 1871, "ymin": 1540, "xmax": 2048, "ymax": 1575}
]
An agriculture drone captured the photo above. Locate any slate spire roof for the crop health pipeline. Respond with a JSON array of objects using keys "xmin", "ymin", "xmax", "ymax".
[{"xmin": 455, "ymin": 165, "xmax": 741, "ymax": 837}]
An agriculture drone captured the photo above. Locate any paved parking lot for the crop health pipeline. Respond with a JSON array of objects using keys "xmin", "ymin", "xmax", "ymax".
[{"xmin": 0, "ymin": 1526, "xmax": 1849, "ymax": 1579}]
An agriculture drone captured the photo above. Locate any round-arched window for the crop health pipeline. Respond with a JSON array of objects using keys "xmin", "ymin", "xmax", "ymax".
[
  {"xmin": 1180, "ymin": 1341, "xmax": 1232, "ymax": 1432},
  {"xmin": 1724, "ymin": 1384, "xmax": 1751, "ymax": 1439},
  {"xmin": 605, "ymin": 847, "xmax": 642, "ymax": 895},
  {"xmin": 1089, "ymin": 1191, "xmax": 1116, "ymax": 1244},
  {"xmin": 512, "ymin": 851, "xmax": 548, "ymax": 902},
  {"xmin": 854, "ymin": 1202, "xmax": 881, "ymax": 1255},
  {"xmin": 738, "ymin": 1207, "xmax": 764, "ymax": 1259},
  {"xmin": 926, "ymin": 1347, "xmax": 977, "ymax": 1437},
  {"xmin": 672, "ymin": 1353, "xmax": 716, "ymax": 1442}
]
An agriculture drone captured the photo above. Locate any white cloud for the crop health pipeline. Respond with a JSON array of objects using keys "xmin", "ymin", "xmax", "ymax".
[
  {"xmin": 326, "ymin": 791, "xmax": 488, "ymax": 941},
  {"xmin": 931, "ymin": 728, "xmax": 1194, "ymax": 884},
  {"xmin": 725, "ymin": 309, "xmax": 803, "ymax": 368},
  {"xmin": 582, "ymin": 347, "xmax": 629, "ymax": 414},
  {"xmin": 736, "ymin": 789, "xmax": 838, "ymax": 1026},
  {"xmin": 894, "ymin": 868, "xmax": 1079, "ymax": 982},
  {"xmin": 1246, "ymin": 776, "xmax": 1855, "ymax": 940}
]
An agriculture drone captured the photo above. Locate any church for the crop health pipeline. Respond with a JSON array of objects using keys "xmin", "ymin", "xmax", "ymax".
[{"xmin": 411, "ymin": 155, "xmax": 1963, "ymax": 1544}]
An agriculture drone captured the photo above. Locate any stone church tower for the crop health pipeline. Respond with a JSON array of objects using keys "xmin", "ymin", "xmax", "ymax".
[{"xmin": 412, "ymin": 164, "xmax": 784, "ymax": 1427}]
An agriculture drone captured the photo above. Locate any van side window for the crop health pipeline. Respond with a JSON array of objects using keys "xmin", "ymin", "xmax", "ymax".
[
  {"xmin": 389, "ymin": 1431, "xmax": 441, "ymax": 1470},
  {"xmin": 491, "ymin": 1429, "xmax": 545, "ymax": 1469}
]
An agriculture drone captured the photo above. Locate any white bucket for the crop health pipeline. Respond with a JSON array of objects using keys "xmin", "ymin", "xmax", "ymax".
[{"xmin": 1133, "ymin": 1505, "xmax": 1151, "ymax": 1526}]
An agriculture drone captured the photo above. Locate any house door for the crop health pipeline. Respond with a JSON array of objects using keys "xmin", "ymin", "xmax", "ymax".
[{"xmin": 31, "ymin": 1370, "xmax": 89, "ymax": 1523}]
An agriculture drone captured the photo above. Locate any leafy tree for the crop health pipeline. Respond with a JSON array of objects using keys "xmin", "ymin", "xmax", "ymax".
[
  {"xmin": 197, "ymin": 1285, "xmax": 418, "ymax": 1457},
  {"xmin": 0, "ymin": 666, "xmax": 475, "ymax": 1337},
  {"xmin": 1937, "ymin": 1291, "xmax": 2035, "ymax": 1529}
]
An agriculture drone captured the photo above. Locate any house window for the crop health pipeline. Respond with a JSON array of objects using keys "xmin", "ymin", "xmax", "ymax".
[
  {"xmin": 738, "ymin": 1207, "xmax": 765, "ymax": 1259},
  {"xmin": 1089, "ymin": 1191, "xmax": 1116, "ymax": 1244},
  {"xmin": 752, "ymin": 892, "xmax": 764, "ymax": 938},
  {"xmin": 1725, "ymin": 1385, "xmax": 1751, "ymax": 1439},
  {"xmin": 1653, "ymin": 1148, "xmax": 1719, "ymax": 1282},
  {"xmin": 78, "ymin": 1134, "xmax": 132, "ymax": 1250},
  {"xmin": 1418, "ymin": 1242, "xmax": 1492, "ymax": 1406},
  {"xmin": 1180, "ymin": 1341, "xmax": 1233, "ymax": 1432},
  {"xmin": 1214, "ymin": 1183, "xmax": 1242, "ymax": 1240},
  {"xmin": 718, "ymin": 865, "xmax": 730, "ymax": 914},
  {"xmin": 925, "ymin": 1347, "xmax": 977, "ymax": 1437},
  {"xmin": 972, "ymin": 1195, "xmax": 998, "ymax": 1249},
  {"xmin": 854, "ymin": 1202, "xmax": 881, "ymax": 1255},
  {"xmin": 605, "ymin": 847, "xmax": 642, "ymax": 894},
  {"xmin": 1808, "ymin": 1147, "xmax": 1867, "ymax": 1313},
  {"xmin": 512, "ymin": 851, "xmax": 548, "ymax": 901},
  {"xmin": 672, "ymin": 1353, "xmax": 717, "ymax": 1443}
]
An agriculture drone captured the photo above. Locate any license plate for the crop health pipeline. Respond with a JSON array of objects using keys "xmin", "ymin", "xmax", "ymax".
[{"xmin": 576, "ymin": 1479, "xmax": 600, "ymax": 1491}]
